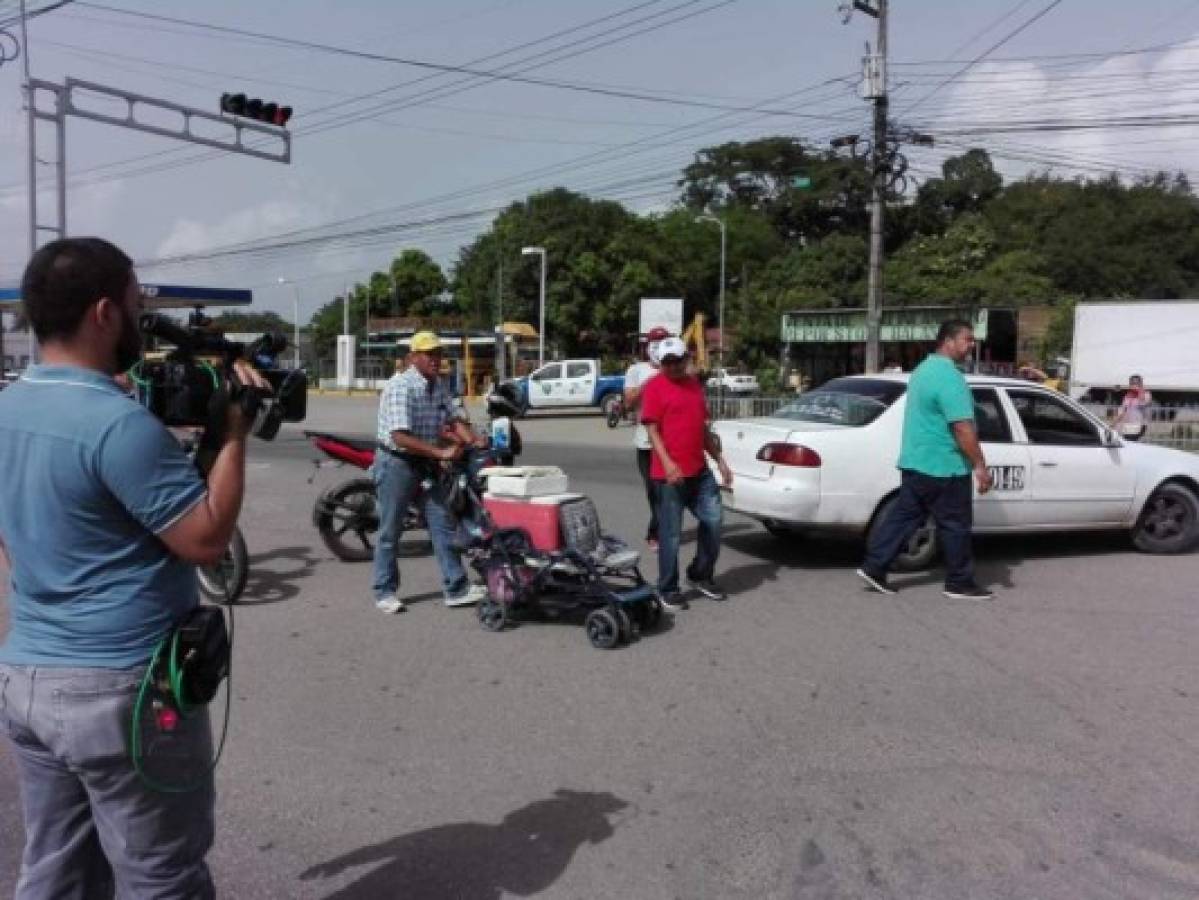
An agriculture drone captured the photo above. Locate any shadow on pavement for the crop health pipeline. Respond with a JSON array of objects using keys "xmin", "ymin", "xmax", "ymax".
[
  {"xmin": 239, "ymin": 546, "xmax": 321, "ymax": 604},
  {"xmin": 298, "ymin": 789, "xmax": 629, "ymax": 899},
  {"xmin": 725, "ymin": 522, "xmax": 1137, "ymax": 589}
]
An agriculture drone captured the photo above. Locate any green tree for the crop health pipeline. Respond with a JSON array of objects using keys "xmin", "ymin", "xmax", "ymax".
[
  {"xmin": 677, "ymin": 136, "xmax": 872, "ymax": 244},
  {"xmin": 388, "ymin": 249, "xmax": 448, "ymax": 316}
]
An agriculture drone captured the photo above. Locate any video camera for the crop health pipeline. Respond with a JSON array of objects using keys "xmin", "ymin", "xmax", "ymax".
[{"xmin": 135, "ymin": 312, "xmax": 307, "ymax": 441}]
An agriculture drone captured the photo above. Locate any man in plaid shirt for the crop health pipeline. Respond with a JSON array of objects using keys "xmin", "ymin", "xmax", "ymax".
[{"xmin": 372, "ymin": 332, "xmax": 487, "ymax": 613}]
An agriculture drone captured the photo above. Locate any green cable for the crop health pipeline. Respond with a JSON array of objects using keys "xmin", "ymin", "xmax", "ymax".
[
  {"xmin": 199, "ymin": 360, "xmax": 220, "ymax": 389},
  {"xmin": 129, "ymin": 606, "xmax": 234, "ymax": 794},
  {"xmin": 125, "ymin": 360, "xmax": 150, "ymax": 388}
]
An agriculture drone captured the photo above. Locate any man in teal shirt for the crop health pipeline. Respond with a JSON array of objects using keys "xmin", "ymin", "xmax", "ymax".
[{"xmin": 857, "ymin": 319, "xmax": 995, "ymax": 600}]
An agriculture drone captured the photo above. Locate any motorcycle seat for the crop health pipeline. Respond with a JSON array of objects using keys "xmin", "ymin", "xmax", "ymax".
[{"xmin": 304, "ymin": 430, "xmax": 377, "ymax": 454}]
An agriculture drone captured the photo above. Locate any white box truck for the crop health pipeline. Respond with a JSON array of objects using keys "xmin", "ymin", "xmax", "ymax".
[{"xmin": 1070, "ymin": 301, "xmax": 1199, "ymax": 403}]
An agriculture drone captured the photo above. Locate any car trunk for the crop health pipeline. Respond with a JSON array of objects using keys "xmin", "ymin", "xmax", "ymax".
[{"xmin": 713, "ymin": 418, "xmax": 845, "ymax": 481}]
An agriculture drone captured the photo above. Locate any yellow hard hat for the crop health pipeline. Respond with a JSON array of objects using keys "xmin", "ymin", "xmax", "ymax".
[{"xmin": 410, "ymin": 331, "xmax": 442, "ymax": 352}]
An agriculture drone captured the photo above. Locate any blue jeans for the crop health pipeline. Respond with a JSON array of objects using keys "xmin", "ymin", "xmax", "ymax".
[
  {"xmin": 656, "ymin": 468, "xmax": 723, "ymax": 595},
  {"xmin": 0, "ymin": 663, "xmax": 215, "ymax": 899},
  {"xmin": 371, "ymin": 452, "xmax": 468, "ymax": 601},
  {"xmin": 862, "ymin": 470, "xmax": 976, "ymax": 590}
]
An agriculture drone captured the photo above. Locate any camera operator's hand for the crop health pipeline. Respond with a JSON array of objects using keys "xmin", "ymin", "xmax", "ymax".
[{"xmin": 226, "ymin": 359, "xmax": 274, "ymax": 440}]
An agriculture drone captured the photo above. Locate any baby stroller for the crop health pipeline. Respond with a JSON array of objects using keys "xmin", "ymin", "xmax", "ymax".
[{"xmin": 467, "ymin": 473, "xmax": 664, "ymax": 649}]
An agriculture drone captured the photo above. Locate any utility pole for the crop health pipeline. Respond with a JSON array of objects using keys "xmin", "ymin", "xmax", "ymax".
[{"xmin": 841, "ymin": 0, "xmax": 888, "ymax": 374}]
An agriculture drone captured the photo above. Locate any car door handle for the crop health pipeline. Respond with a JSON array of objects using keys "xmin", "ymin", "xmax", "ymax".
[{"xmin": 1037, "ymin": 461, "xmax": 1059, "ymax": 468}]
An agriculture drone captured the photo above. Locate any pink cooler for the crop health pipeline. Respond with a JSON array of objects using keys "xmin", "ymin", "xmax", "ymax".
[{"xmin": 482, "ymin": 493, "xmax": 582, "ymax": 552}]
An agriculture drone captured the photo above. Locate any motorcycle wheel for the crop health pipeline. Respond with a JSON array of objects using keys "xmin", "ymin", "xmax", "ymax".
[
  {"xmin": 316, "ymin": 478, "xmax": 380, "ymax": 562},
  {"xmin": 198, "ymin": 525, "xmax": 249, "ymax": 605}
]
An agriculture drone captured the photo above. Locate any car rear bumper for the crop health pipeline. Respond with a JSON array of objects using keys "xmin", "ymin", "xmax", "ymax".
[{"xmin": 721, "ymin": 475, "xmax": 821, "ymax": 523}]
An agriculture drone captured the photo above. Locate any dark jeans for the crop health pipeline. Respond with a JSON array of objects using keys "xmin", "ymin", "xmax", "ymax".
[
  {"xmin": 862, "ymin": 470, "xmax": 976, "ymax": 590},
  {"xmin": 635, "ymin": 449, "xmax": 659, "ymax": 541},
  {"xmin": 656, "ymin": 468, "xmax": 722, "ymax": 595},
  {"xmin": 371, "ymin": 453, "xmax": 468, "ymax": 602}
]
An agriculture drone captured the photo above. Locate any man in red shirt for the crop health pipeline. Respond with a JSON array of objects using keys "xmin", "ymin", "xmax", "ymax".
[{"xmin": 640, "ymin": 337, "xmax": 733, "ymax": 610}]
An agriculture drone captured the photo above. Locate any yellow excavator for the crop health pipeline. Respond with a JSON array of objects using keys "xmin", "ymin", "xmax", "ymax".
[{"xmin": 681, "ymin": 311, "xmax": 709, "ymax": 373}]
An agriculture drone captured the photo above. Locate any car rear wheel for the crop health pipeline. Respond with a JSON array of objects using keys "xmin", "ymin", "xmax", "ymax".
[
  {"xmin": 870, "ymin": 497, "xmax": 938, "ymax": 571},
  {"xmin": 1133, "ymin": 482, "xmax": 1199, "ymax": 554}
]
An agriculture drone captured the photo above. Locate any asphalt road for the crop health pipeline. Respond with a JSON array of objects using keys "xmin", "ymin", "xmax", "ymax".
[{"xmin": 2, "ymin": 397, "xmax": 1199, "ymax": 899}]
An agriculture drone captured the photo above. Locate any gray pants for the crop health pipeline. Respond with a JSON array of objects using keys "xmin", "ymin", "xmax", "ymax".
[{"xmin": 0, "ymin": 663, "xmax": 215, "ymax": 899}]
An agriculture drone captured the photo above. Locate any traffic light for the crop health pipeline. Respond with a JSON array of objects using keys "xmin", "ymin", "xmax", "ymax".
[{"xmin": 220, "ymin": 92, "xmax": 292, "ymax": 127}]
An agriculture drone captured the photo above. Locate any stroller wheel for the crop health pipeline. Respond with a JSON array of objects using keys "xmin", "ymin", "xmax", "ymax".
[
  {"xmin": 614, "ymin": 606, "xmax": 635, "ymax": 642},
  {"xmin": 478, "ymin": 600, "xmax": 508, "ymax": 632},
  {"xmin": 584, "ymin": 608, "xmax": 621, "ymax": 650}
]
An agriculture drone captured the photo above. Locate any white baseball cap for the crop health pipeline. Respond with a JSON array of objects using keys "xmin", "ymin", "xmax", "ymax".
[{"xmin": 656, "ymin": 337, "xmax": 688, "ymax": 361}]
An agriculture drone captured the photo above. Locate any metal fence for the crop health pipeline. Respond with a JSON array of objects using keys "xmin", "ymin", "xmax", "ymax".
[
  {"xmin": 710, "ymin": 395, "xmax": 1199, "ymax": 453},
  {"xmin": 708, "ymin": 394, "xmax": 793, "ymax": 421},
  {"xmin": 1081, "ymin": 402, "xmax": 1199, "ymax": 453}
]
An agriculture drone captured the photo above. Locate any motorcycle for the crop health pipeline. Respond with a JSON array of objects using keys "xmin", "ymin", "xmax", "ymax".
[{"xmin": 307, "ymin": 386, "xmax": 523, "ymax": 562}]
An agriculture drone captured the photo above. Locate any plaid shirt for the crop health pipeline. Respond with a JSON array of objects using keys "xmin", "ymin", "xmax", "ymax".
[{"xmin": 377, "ymin": 367, "xmax": 458, "ymax": 451}]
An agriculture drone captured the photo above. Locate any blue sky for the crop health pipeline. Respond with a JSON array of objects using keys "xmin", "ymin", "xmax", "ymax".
[{"xmin": 1, "ymin": 0, "xmax": 1198, "ymax": 320}]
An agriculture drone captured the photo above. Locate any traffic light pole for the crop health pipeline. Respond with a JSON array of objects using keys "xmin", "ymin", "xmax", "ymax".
[
  {"xmin": 25, "ymin": 77, "xmax": 292, "ymax": 253},
  {"xmin": 19, "ymin": 75, "xmax": 291, "ymax": 370}
]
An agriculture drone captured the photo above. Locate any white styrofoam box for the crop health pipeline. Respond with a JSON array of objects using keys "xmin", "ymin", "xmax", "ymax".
[{"xmin": 484, "ymin": 466, "xmax": 569, "ymax": 498}]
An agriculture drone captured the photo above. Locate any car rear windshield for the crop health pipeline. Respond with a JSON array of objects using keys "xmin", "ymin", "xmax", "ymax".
[{"xmin": 773, "ymin": 378, "xmax": 906, "ymax": 427}]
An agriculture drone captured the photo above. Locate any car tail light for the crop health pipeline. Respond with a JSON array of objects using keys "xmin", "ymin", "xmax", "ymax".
[{"xmin": 757, "ymin": 442, "xmax": 821, "ymax": 467}]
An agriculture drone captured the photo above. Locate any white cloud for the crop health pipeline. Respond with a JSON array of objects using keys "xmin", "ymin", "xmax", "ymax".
[
  {"xmin": 155, "ymin": 199, "xmax": 324, "ymax": 260},
  {"xmin": 926, "ymin": 38, "xmax": 1199, "ymax": 181}
]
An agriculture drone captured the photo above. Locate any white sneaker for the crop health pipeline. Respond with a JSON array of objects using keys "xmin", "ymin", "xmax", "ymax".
[
  {"xmin": 375, "ymin": 595, "xmax": 405, "ymax": 614},
  {"xmin": 445, "ymin": 584, "xmax": 488, "ymax": 607}
]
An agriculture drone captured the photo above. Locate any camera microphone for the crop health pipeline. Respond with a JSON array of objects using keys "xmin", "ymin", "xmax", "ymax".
[{"xmin": 139, "ymin": 313, "xmax": 239, "ymax": 355}]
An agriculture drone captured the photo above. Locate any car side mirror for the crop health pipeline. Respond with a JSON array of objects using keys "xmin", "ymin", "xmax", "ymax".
[{"xmin": 1101, "ymin": 427, "xmax": 1123, "ymax": 448}]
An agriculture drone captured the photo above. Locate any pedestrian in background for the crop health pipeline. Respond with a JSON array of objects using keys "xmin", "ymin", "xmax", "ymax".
[
  {"xmin": 857, "ymin": 319, "xmax": 996, "ymax": 601},
  {"xmin": 1114, "ymin": 374, "xmax": 1153, "ymax": 441},
  {"xmin": 641, "ymin": 337, "xmax": 733, "ymax": 611},
  {"xmin": 624, "ymin": 325, "xmax": 671, "ymax": 550}
]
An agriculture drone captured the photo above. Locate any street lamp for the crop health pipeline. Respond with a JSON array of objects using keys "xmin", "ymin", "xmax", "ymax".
[
  {"xmin": 521, "ymin": 246, "xmax": 547, "ymax": 367},
  {"xmin": 277, "ymin": 276, "xmax": 302, "ymax": 369},
  {"xmin": 695, "ymin": 213, "xmax": 726, "ymax": 372}
]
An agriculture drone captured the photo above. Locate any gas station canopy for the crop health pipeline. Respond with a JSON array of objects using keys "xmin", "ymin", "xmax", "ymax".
[{"xmin": 0, "ymin": 283, "xmax": 253, "ymax": 312}]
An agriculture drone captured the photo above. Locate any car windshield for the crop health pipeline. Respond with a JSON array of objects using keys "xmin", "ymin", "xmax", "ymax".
[{"xmin": 773, "ymin": 378, "xmax": 906, "ymax": 427}]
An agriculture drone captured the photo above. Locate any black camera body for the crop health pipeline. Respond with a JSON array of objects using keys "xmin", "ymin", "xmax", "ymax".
[{"xmin": 136, "ymin": 313, "xmax": 307, "ymax": 441}]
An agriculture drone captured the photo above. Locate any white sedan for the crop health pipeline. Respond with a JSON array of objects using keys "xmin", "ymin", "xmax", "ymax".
[{"xmin": 712, "ymin": 374, "xmax": 1199, "ymax": 569}]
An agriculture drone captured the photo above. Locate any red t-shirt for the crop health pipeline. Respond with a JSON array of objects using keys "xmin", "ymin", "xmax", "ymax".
[{"xmin": 640, "ymin": 374, "xmax": 708, "ymax": 480}]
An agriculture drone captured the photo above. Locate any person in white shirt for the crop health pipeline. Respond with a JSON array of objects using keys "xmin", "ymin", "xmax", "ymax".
[
  {"xmin": 624, "ymin": 326, "xmax": 670, "ymax": 550},
  {"xmin": 1114, "ymin": 374, "xmax": 1153, "ymax": 441}
]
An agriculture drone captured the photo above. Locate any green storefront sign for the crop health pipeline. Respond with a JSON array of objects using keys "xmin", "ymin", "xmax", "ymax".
[{"xmin": 781, "ymin": 308, "xmax": 989, "ymax": 343}]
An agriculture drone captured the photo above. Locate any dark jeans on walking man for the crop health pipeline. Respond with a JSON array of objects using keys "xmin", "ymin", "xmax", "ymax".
[
  {"xmin": 862, "ymin": 470, "xmax": 975, "ymax": 590},
  {"xmin": 656, "ymin": 468, "xmax": 722, "ymax": 596},
  {"xmin": 635, "ymin": 448, "xmax": 659, "ymax": 543}
]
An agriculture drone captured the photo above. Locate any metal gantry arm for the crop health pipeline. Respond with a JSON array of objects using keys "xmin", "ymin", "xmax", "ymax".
[
  {"xmin": 62, "ymin": 78, "xmax": 291, "ymax": 164},
  {"xmin": 25, "ymin": 76, "xmax": 292, "ymax": 245}
]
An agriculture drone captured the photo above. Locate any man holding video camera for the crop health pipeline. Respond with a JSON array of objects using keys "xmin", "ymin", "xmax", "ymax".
[{"xmin": 0, "ymin": 238, "xmax": 269, "ymax": 897}]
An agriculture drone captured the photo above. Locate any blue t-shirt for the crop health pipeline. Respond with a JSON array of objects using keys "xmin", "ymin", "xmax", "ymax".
[{"xmin": 0, "ymin": 365, "xmax": 207, "ymax": 668}]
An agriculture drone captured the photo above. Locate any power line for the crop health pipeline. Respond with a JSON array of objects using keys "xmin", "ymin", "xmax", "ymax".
[
  {"xmin": 900, "ymin": 0, "xmax": 1065, "ymax": 115},
  {"xmin": 0, "ymin": 0, "xmax": 761, "ymax": 193}
]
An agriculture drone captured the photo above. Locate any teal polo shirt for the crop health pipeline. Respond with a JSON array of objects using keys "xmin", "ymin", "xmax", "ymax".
[
  {"xmin": 0, "ymin": 365, "xmax": 206, "ymax": 668},
  {"xmin": 897, "ymin": 354, "xmax": 975, "ymax": 478}
]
